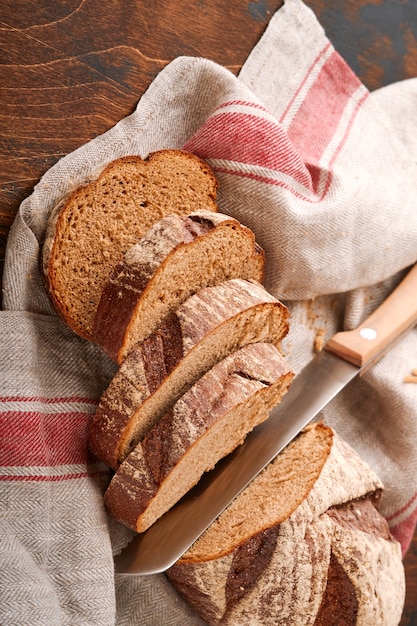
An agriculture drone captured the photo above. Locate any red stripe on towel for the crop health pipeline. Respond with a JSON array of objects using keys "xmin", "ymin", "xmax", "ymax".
[
  {"xmin": 390, "ymin": 507, "xmax": 417, "ymax": 557},
  {"xmin": 285, "ymin": 50, "xmax": 364, "ymax": 191},
  {"xmin": 184, "ymin": 46, "xmax": 367, "ymax": 201},
  {"xmin": 0, "ymin": 411, "xmax": 92, "ymax": 467},
  {"xmin": 386, "ymin": 491, "xmax": 417, "ymax": 555},
  {"xmin": 184, "ymin": 110, "xmax": 313, "ymax": 190}
]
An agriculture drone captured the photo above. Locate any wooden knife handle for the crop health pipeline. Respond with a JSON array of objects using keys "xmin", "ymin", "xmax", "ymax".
[{"xmin": 325, "ymin": 264, "xmax": 417, "ymax": 367}]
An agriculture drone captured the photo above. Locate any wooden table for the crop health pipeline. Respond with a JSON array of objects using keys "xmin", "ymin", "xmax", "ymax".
[{"xmin": 1, "ymin": 1, "xmax": 416, "ymax": 622}]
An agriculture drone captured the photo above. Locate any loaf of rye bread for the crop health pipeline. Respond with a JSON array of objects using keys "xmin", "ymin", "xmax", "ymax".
[
  {"xmin": 167, "ymin": 423, "xmax": 405, "ymax": 626},
  {"xmin": 42, "ymin": 150, "xmax": 218, "ymax": 340},
  {"xmin": 88, "ymin": 278, "xmax": 289, "ymax": 470},
  {"xmin": 92, "ymin": 210, "xmax": 265, "ymax": 363},
  {"xmin": 104, "ymin": 342, "xmax": 294, "ymax": 532}
]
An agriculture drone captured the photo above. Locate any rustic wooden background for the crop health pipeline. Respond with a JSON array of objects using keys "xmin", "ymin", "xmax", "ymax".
[{"xmin": 1, "ymin": 1, "xmax": 416, "ymax": 622}]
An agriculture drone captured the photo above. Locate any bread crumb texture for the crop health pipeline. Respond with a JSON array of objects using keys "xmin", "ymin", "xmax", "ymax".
[
  {"xmin": 404, "ymin": 368, "xmax": 417, "ymax": 383},
  {"xmin": 43, "ymin": 151, "xmax": 218, "ymax": 339}
]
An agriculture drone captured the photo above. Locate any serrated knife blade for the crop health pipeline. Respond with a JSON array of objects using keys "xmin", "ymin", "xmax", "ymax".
[{"xmin": 114, "ymin": 263, "xmax": 417, "ymax": 575}]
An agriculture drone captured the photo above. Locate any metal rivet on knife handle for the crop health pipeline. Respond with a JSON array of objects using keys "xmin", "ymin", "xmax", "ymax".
[{"xmin": 325, "ymin": 263, "xmax": 417, "ymax": 367}]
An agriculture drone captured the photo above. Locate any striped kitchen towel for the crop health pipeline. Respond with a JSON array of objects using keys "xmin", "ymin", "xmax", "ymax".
[{"xmin": 2, "ymin": 0, "xmax": 417, "ymax": 623}]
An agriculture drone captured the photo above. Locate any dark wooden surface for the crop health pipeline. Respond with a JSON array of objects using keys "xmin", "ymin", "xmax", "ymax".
[{"xmin": 1, "ymin": 1, "xmax": 416, "ymax": 622}]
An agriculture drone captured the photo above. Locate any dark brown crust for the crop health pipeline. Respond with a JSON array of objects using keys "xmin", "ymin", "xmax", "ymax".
[
  {"xmin": 168, "ymin": 526, "xmax": 280, "ymax": 624},
  {"xmin": 88, "ymin": 369, "xmax": 143, "ymax": 469},
  {"xmin": 314, "ymin": 551, "xmax": 358, "ymax": 626},
  {"xmin": 326, "ymin": 491, "xmax": 391, "ymax": 541},
  {"xmin": 104, "ymin": 409, "xmax": 177, "ymax": 529},
  {"xmin": 140, "ymin": 331, "xmax": 168, "ymax": 395},
  {"xmin": 225, "ymin": 526, "xmax": 280, "ymax": 616},
  {"xmin": 88, "ymin": 314, "xmax": 185, "ymax": 467},
  {"xmin": 92, "ymin": 261, "xmax": 149, "ymax": 361},
  {"xmin": 314, "ymin": 495, "xmax": 392, "ymax": 625},
  {"xmin": 142, "ymin": 313, "xmax": 184, "ymax": 394},
  {"xmin": 140, "ymin": 409, "xmax": 176, "ymax": 485}
]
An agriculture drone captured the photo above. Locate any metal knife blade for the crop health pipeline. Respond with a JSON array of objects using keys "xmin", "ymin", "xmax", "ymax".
[{"xmin": 115, "ymin": 263, "xmax": 417, "ymax": 575}]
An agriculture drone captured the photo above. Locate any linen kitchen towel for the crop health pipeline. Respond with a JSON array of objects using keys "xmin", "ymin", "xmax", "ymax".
[{"xmin": 1, "ymin": 0, "xmax": 417, "ymax": 623}]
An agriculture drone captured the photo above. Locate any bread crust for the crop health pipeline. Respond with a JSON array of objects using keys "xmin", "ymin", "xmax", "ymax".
[
  {"xmin": 42, "ymin": 150, "xmax": 219, "ymax": 339},
  {"xmin": 92, "ymin": 210, "xmax": 265, "ymax": 363},
  {"xmin": 103, "ymin": 343, "xmax": 294, "ymax": 531},
  {"xmin": 167, "ymin": 425, "xmax": 405, "ymax": 626},
  {"xmin": 88, "ymin": 279, "xmax": 289, "ymax": 470}
]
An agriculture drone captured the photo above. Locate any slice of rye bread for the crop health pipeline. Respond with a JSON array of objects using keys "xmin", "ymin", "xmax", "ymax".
[
  {"xmin": 92, "ymin": 210, "xmax": 266, "ymax": 364},
  {"xmin": 167, "ymin": 423, "xmax": 405, "ymax": 626},
  {"xmin": 42, "ymin": 150, "xmax": 218, "ymax": 340},
  {"xmin": 104, "ymin": 342, "xmax": 294, "ymax": 532},
  {"xmin": 88, "ymin": 279, "xmax": 289, "ymax": 470}
]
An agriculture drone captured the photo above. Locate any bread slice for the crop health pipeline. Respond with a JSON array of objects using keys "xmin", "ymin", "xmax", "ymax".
[
  {"xmin": 104, "ymin": 343, "xmax": 294, "ymax": 532},
  {"xmin": 93, "ymin": 210, "xmax": 265, "ymax": 363},
  {"xmin": 88, "ymin": 279, "xmax": 289, "ymax": 470},
  {"xmin": 167, "ymin": 423, "xmax": 405, "ymax": 626},
  {"xmin": 42, "ymin": 150, "xmax": 218, "ymax": 339}
]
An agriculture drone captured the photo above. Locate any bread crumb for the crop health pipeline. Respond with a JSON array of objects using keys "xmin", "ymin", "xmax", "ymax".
[
  {"xmin": 306, "ymin": 298, "xmax": 319, "ymax": 327},
  {"xmin": 305, "ymin": 299, "xmax": 328, "ymax": 353},
  {"xmin": 404, "ymin": 369, "xmax": 417, "ymax": 383},
  {"xmin": 314, "ymin": 328, "xmax": 326, "ymax": 353}
]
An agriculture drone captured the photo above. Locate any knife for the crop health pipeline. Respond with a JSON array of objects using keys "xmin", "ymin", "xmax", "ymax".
[{"xmin": 115, "ymin": 263, "xmax": 417, "ymax": 575}]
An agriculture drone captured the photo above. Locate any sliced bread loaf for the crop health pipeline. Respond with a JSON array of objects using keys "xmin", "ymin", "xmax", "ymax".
[
  {"xmin": 167, "ymin": 423, "xmax": 405, "ymax": 626},
  {"xmin": 104, "ymin": 342, "xmax": 294, "ymax": 532},
  {"xmin": 92, "ymin": 210, "xmax": 265, "ymax": 363},
  {"xmin": 42, "ymin": 150, "xmax": 218, "ymax": 339},
  {"xmin": 88, "ymin": 278, "xmax": 289, "ymax": 470}
]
